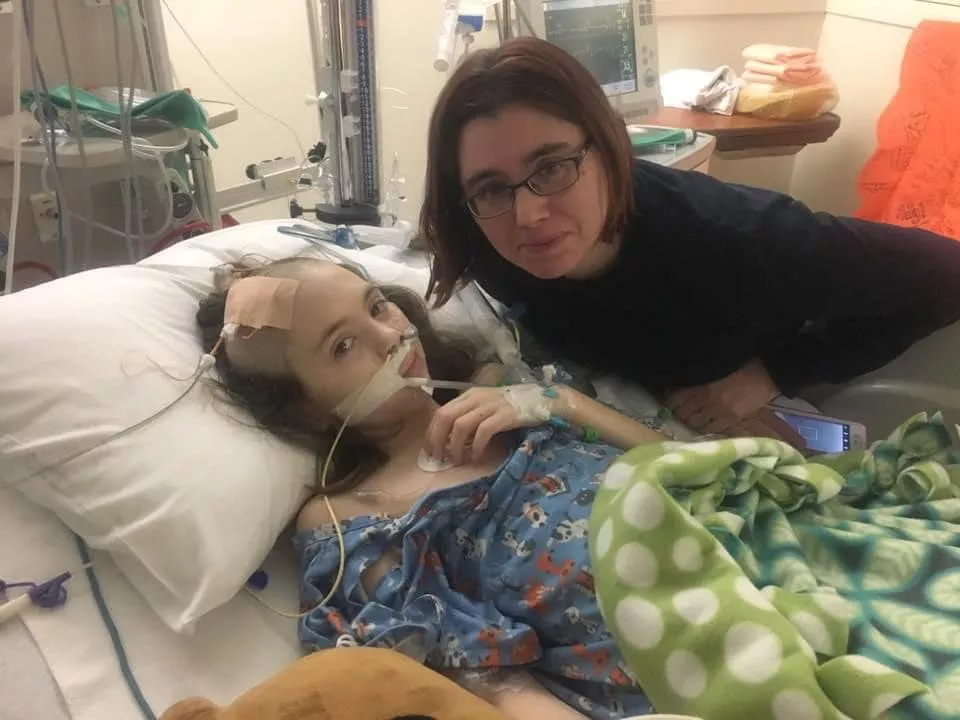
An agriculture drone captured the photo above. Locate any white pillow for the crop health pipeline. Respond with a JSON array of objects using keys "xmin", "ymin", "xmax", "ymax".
[
  {"xmin": 140, "ymin": 221, "xmax": 493, "ymax": 350},
  {"xmin": 0, "ymin": 219, "xmax": 493, "ymax": 632}
]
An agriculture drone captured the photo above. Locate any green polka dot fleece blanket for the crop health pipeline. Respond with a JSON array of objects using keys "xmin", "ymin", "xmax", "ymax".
[{"xmin": 590, "ymin": 411, "xmax": 960, "ymax": 719}]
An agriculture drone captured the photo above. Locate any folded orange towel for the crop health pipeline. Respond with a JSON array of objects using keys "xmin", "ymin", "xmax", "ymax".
[
  {"xmin": 743, "ymin": 59, "xmax": 824, "ymax": 85},
  {"xmin": 742, "ymin": 43, "xmax": 818, "ymax": 65}
]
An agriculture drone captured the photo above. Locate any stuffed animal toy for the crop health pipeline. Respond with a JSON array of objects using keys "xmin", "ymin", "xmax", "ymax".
[{"xmin": 159, "ymin": 647, "xmax": 511, "ymax": 720}]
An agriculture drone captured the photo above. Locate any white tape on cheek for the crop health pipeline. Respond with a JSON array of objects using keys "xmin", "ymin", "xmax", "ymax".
[
  {"xmin": 334, "ymin": 339, "xmax": 414, "ymax": 423},
  {"xmin": 502, "ymin": 384, "xmax": 553, "ymax": 424}
]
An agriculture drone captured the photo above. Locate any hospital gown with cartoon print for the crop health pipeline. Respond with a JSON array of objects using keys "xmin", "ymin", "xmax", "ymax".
[{"xmin": 296, "ymin": 428, "xmax": 653, "ymax": 719}]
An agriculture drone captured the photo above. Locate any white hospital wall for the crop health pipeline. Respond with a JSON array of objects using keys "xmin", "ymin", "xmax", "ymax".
[
  {"xmin": 376, "ymin": 1, "xmax": 498, "ymax": 226},
  {"xmin": 789, "ymin": 0, "xmax": 960, "ymax": 215},
  {"xmin": 381, "ymin": 1, "xmax": 830, "ymax": 208},
  {"xmin": 158, "ymin": 0, "xmax": 319, "ymax": 222},
  {"xmin": 158, "ymin": 1, "xmax": 829, "ymax": 227},
  {"xmin": 657, "ymin": 1, "xmax": 826, "ymax": 193},
  {"xmin": 158, "ymin": 0, "xmax": 497, "ymax": 224}
]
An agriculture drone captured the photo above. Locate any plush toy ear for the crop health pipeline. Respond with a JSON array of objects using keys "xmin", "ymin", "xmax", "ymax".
[
  {"xmin": 390, "ymin": 716, "xmax": 436, "ymax": 720},
  {"xmin": 158, "ymin": 697, "xmax": 222, "ymax": 720}
]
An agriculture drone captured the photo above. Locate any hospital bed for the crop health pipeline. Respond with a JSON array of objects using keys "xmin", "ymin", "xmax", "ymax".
[
  {"xmin": 1, "ymin": 211, "xmax": 952, "ymax": 719},
  {"xmin": 0, "ymin": 217, "xmax": 704, "ymax": 720},
  {"xmin": 0, "ymin": 491, "xmax": 303, "ymax": 720},
  {"xmin": 806, "ymin": 325, "xmax": 960, "ymax": 441}
]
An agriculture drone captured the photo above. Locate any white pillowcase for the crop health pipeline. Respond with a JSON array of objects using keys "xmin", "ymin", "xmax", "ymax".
[{"xmin": 0, "ymin": 219, "xmax": 492, "ymax": 632}]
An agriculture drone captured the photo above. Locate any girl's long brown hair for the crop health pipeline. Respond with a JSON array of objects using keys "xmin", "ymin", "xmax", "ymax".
[{"xmin": 196, "ymin": 257, "xmax": 478, "ymax": 496}]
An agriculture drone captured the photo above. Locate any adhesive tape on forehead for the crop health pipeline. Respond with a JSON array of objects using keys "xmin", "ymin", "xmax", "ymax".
[{"xmin": 333, "ymin": 335, "xmax": 417, "ymax": 424}]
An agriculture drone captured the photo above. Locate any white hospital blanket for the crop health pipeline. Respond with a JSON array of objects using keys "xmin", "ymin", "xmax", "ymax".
[{"xmin": 0, "ymin": 491, "xmax": 302, "ymax": 720}]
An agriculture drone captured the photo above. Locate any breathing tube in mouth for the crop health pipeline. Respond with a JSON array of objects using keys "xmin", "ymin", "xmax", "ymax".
[{"xmin": 333, "ymin": 326, "xmax": 420, "ymax": 424}]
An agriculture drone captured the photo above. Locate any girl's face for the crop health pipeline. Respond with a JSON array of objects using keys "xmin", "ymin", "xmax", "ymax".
[
  {"xmin": 283, "ymin": 264, "xmax": 432, "ymax": 429},
  {"xmin": 458, "ymin": 104, "xmax": 611, "ymax": 280}
]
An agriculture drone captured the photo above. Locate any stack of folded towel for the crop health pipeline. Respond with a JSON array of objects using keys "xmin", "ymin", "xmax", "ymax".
[
  {"xmin": 735, "ymin": 43, "xmax": 839, "ymax": 120},
  {"xmin": 741, "ymin": 44, "xmax": 826, "ymax": 87}
]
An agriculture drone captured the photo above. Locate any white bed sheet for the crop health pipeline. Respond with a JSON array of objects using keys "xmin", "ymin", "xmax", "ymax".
[
  {"xmin": 0, "ymin": 618, "xmax": 70, "ymax": 720},
  {"xmin": 0, "ymin": 490, "xmax": 303, "ymax": 720}
]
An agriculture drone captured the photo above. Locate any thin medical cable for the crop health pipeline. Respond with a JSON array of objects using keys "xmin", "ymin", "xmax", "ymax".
[
  {"xmin": 41, "ymin": 142, "xmax": 176, "ymax": 243},
  {"xmin": 119, "ymin": 0, "xmax": 140, "ymax": 258},
  {"xmin": 244, "ymin": 338, "xmax": 419, "ymax": 619},
  {"xmin": 4, "ymin": 0, "xmax": 23, "ymax": 295},
  {"xmin": 244, "ymin": 388, "xmax": 360, "ymax": 619},
  {"xmin": 52, "ymin": 0, "xmax": 95, "ymax": 271},
  {"xmin": 513, "ymin": 1, "xmax": 538, "ymax": 37},
  {"xmin": 407, "ymin": 378, "xmax": 479, "ymax": 391},
  {"xmin": 23, "ymin": 0, "xmax": 70, "ymax": 276},
  {"xmin": 111, "ymin": 0, "xmax": 137, "ymax": 263},
  {"xmin": 127, "ymin": 1, "xmax": 155, "ymax": 103},
  {"xmin": 50, "ymin": 0, "xmax": 174, "ymax": 259},
  {"xmin": 83, "ymin": 115, "xmax": 189, "ymax": 154},
  {"xmin": 457, "ymin": 32, "xmax": 474, "ymax": 67},
  {"xmin": 381, "ymin": 86, "xmax": 409, "ymax": 112},
  {"xmin": 159, "ymin": 0, "xmax": 307, "ymax": 161},
  {"xmin": 4, "ymin": 356, "xmax": 214, "ymax": 493},
  {"xmin": 124, "ymin": 0, "xmax": 147, "ymax": 256}
]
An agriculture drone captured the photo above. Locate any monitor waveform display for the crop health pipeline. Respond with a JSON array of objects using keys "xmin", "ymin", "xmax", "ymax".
[{"xmin": 544, "ymin": 0, "xmax": 639, "ymax": 96}]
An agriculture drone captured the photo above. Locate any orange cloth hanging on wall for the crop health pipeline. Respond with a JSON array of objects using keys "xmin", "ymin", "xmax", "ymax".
[{"xmin": 855, "ymin": 21, "xmax": 960, "ymax": 240}]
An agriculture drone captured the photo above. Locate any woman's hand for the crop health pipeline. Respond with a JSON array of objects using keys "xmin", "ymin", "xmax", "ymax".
[
  {"xmin": 424, "ymin": 385, "xmax": 553, "ymax": 465},
  {"xmin": 664, "ymin": 359, "xmax": 780, "ymax": 435},
  {"xmin": 726, "ymin": 407, "xmax": 807, "ymax": 448}
]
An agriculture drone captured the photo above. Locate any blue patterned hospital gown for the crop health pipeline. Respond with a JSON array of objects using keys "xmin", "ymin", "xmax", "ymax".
[{"xmin": 296, "ymin": 428, "xmax": 654, "ymax": 719}]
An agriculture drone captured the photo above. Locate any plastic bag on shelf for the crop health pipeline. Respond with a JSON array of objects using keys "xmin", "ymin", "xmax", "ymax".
[{"xmin": 735, "ymin": 78, "xmax": 839, "ymax": 121}]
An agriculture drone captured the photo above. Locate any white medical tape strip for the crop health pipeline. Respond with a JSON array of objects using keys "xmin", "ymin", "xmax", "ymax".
[
  {"xmin": 503, "ymin": 384, "xmax": 553, "ymax": 424},
  {"xmin": 333, "ymin": 336, "xmax": 416, "ymax": 424}
]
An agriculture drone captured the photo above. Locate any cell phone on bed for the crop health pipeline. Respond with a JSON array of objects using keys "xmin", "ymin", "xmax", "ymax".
[{"xmin": 770, "ymin": 407, "xmax": 867, "ymax": 453}]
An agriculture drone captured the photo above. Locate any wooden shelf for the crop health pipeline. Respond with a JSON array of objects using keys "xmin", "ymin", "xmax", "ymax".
[{"xmin": 640, "ymin": 107, "xmax": 841, "ymax": 157}]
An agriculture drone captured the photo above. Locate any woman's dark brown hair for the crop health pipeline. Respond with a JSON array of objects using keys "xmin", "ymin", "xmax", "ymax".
[
  {"xmin": 196, "ymin": 257, "xmax": 478, "ymax": 497},
  {"xmin": 420, "ymin": 36, "xmax": 635, "ymax": 307}
]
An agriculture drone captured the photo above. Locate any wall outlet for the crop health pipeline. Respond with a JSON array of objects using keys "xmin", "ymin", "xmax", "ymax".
[
  {"xmin": 0, "ymin": 1, "xmax": 13, "ymax": 15},
  {"xmin": 30, "ymin": 193, "xmax": 61, "ymax": 244}
]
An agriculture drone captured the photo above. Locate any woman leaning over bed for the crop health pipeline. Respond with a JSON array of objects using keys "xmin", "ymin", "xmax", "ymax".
[
  {"xmin": 418, "ymin": 37, "xmax": 960, "ymax": 439},
  {"xmin": 196, "ymin": 256, "xmax": 671, "ymax": 720}
]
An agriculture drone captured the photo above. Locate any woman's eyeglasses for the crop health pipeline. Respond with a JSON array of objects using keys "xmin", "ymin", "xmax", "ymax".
[{"xmin": 465, "ymin": 143, "xmax": 590, "ymax": 220}]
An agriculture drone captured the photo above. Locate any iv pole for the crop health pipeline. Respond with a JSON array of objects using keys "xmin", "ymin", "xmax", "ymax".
[
  {"xmin": 302, "ymin": 0, "xmax": 382, "ymax": 226},
  {"xmin": 137, "ymin": 0, "xmax": 384, "ymax": 227}
]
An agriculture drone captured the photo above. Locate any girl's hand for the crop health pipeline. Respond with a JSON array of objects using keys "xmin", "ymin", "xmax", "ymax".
[{"xmin": 424, "ymin": 385, "xmax": 555, "ymax": 465}]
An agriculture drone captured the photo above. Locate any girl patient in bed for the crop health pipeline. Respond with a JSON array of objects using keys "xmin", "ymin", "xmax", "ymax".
[{"xmin": 194, "ymin": 256, "xmax": 714, "ymax": 720}]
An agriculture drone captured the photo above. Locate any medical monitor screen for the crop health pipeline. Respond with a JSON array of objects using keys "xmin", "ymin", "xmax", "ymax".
[{"xmin": 544, "ymin": 0, "xmax": 639, "ymax": 97}]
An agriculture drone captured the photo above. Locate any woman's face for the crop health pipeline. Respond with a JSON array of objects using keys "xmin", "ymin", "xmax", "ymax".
[
  {"xmin": 458, "ymin": 105, "xmax": 609, "ymax": 279},
  {"xmin": 283, "ymin": 264, "xmax": 431, "ymax": 428}
]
